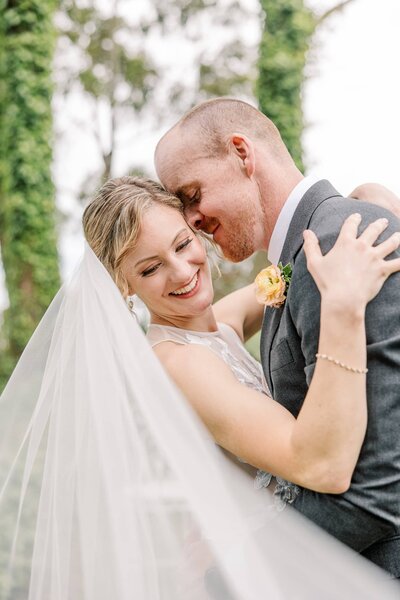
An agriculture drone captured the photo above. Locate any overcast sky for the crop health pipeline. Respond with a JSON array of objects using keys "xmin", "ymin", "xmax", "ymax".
[{"xmin": 303, "ymin": 0, "xmax": 400, "ymax": 197}]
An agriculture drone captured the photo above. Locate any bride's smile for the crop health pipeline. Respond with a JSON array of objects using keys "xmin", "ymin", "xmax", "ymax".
[{"xmin": 169, "ymin": 269, "xmax": 199, "ymax": 297}]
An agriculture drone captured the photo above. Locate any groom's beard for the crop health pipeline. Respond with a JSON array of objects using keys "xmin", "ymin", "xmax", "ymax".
[{"xmin": 217, "ymin": 210, "xmax": 257, "ymax": 263}]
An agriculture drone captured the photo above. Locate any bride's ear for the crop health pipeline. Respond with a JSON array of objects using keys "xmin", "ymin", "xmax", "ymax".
[{"xmin": 231, "ymin": 134, "xmax": 255, "ymax": 177}]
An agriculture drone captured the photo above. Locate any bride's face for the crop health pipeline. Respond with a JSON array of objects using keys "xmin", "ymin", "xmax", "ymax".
[{"xmin": 122, "ymin": 204, "xmax": 214, "ymax": 320}]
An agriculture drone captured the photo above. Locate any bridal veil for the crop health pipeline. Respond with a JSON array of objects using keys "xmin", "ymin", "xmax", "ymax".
[{"xmin": 0, "ymin": 245, "xmax": 397, "ymax": 599}]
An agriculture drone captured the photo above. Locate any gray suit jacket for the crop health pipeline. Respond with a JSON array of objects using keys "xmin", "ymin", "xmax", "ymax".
[{"xmin": 260, "ymin": 180, "xmax": 400, "ymax": 576}]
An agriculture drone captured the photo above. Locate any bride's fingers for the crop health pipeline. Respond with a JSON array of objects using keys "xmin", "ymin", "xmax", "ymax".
[
  {"xmin": 303, "ymin": 229, "xmax": 322, "ymax": 260},
  {"xmin": 337, "ymin": 212, "xmax": 362, "ymax": 240},
  {"xmin": 375, "ymin": 232, "xmax": 400, "ymax": 259},
  {"xmin": 302, "ymin": 229, "xmax": 321, "ymax": 268},
  {"xmin": 383, "ymin": 256, "xmax": 400, "ymax": 276},
  {"xmin": 357, "ymin": 217, "xmax": 389, "ymax": 245}
]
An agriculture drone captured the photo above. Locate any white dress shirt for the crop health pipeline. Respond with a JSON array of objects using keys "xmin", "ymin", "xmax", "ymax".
[{"xmin": 267, "ymin": 175, "xmax": 321, "ymax": 265}]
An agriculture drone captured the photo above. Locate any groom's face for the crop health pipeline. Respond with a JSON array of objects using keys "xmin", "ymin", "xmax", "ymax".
[{"xmin": 156, "ymin": 144, "xmax": 265, "ymax": 263}]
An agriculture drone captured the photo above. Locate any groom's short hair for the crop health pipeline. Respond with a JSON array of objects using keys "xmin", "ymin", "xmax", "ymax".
[{"xmin": 175, "ymin": 98, "xmax": 287, "ymax": 158}]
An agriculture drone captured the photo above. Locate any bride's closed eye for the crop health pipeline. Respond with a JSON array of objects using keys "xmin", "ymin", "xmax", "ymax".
[
  {"xmin": 140, "ymin": 238, "xmax": 193, "ymax": 277},
  {"xmin": 176, "ymin": 237, "xmax": 193, "ymax": 252},
  {"xmin": 141, "ymin": 263, "xmax": 161, "ymax": 277}
]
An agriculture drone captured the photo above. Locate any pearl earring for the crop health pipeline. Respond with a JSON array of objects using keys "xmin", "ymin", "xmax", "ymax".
[{"xmin": 126, "ymin": 295, "xmax": 137, "ymax": 319}]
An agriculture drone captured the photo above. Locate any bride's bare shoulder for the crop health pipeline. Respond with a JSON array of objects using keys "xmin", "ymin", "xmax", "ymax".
[
  {"xmin": 153, "ymin": 341, "xmax": 232, "ymax": 383},
  {"xmin": 152, "ymin": 340, "xmax": 187, "ymax": 362}
]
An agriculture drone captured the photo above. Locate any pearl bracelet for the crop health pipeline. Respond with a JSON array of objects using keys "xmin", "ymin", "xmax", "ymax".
[{"xmin": 315, "ymin": 353, "xmax": 368, "ymax": 374}]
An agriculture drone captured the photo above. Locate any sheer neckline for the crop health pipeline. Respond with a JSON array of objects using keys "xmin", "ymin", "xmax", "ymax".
[{"xmin": 148, "ymin": 322, "xmax": 226, "ymax": 337}]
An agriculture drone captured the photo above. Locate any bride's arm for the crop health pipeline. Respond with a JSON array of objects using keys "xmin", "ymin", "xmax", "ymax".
[
  {"xmin": 155, "ymin": 215, "xmax": 400, "ymax": 493},
  {"xmin": 349, "ymin": 182, "xmax": 400, "ymax": 219},
  {"xmin": 212, "ymin": 284, "xmax": 264, "ymax": 342}
]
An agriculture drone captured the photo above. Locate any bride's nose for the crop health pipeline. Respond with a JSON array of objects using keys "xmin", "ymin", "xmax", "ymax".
[{"xmin": 168, "ymin": 258, "xmax": 193, "ymax": 284}]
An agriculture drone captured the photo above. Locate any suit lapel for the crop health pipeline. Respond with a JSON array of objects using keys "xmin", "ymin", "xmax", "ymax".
[{"xmin": 261, "ymin": 180, "xmax": 342, "ymax": 396}]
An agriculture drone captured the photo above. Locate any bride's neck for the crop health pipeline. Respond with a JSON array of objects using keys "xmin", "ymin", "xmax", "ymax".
[{"xmin": 149, "ymin": 306, "xmax": 218, "ymax": 333}]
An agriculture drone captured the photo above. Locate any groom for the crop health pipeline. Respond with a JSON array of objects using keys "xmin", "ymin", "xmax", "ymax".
[{"xmin": 155, "ymin": 98, "xmax": 400, "ymax": 577}]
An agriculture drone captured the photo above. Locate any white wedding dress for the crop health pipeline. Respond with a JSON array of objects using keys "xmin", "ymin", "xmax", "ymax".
[
  {"xmin": 147, "ymin": 322, "xmax": 300, "ymax": 511},
  {"xmin": 0, "ymin": 245, "xmax": 397, "ymax": 599}
]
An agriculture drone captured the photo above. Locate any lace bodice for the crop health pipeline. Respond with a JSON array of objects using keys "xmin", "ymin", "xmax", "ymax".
[
  {"xmin": 147, "ymin": 322, "xmax": 299, "ymax": 510},
  {"xmin": 147, "ymin": 322, "xmax": 267, "ymax": 393}
]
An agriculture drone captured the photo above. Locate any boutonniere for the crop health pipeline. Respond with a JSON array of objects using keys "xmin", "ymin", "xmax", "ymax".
[{"xmin": 254, "ymin": 262, "xmax": 293, "ymax": 308}]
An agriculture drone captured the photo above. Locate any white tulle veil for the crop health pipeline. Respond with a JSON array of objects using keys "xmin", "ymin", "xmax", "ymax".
[{"xmin": 0, "ymin": 244, "xmax": 397, "ymax": 599}]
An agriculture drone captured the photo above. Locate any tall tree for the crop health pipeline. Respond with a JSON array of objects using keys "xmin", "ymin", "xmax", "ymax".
[
  {"xmin": 0, "ymin": 0, "xmax": 60, "ymax": 389},
  {"xmin": 257, "ymin": 0, "xmax": 314, "ymax": 170},
  {"xmin": 257, "ymin": 0, "xmax": 355, "ymax": 169}
]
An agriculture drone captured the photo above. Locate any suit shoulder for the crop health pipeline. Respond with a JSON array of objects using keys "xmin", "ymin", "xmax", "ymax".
[
  {"xmin": 311, "ymin": 196, "xmax": 400, "ymax": 232},
  {"xmin": 291, "ymin": 195, "xmax": 400, "ymax": 288}
]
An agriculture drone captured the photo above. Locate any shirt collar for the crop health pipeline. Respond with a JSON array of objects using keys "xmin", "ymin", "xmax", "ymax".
[{"xmin": 267, "ymin": 175, "xmax": 320, "ymax": 265}]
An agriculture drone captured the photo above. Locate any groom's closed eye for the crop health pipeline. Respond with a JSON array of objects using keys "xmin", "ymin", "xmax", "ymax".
[
  {"xmin": 177, "ymin": 188, "xmax": 200, "ymax": 207},
  {"xmin": 188, "ymin": 190, "xmax": 200, "ymax": 204}
]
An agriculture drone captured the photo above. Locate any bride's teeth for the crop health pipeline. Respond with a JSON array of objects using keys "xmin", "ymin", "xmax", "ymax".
[{"xmin": 171, "ymin": 273, "xmax": 198, "ymax": 295}]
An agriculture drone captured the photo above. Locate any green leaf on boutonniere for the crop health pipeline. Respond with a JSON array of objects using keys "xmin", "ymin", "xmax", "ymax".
[{"xmin": 278, "ymin": 262, "xmax": 293, "ymax": 286}]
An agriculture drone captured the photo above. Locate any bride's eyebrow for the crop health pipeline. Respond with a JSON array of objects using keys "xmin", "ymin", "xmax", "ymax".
[{"xmin": 134, "ymin": 227, "xmax": 188, "ymax": 267}]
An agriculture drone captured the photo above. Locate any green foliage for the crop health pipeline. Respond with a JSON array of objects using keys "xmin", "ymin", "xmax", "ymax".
[
  {"xmin": 278, "ymin": 261, "xmax": 292, "ymax": 285},
  {"xmin": 59, "ymin": 5, "xmax": 157, "ymax": 109},
  {"xmin": 0, "ymin": 0, "xmax": 60, "ymax": 390},
  {"xmin": 199, "ymin": 41, "xmax": 253, "ymax": 97},
  {"xmin": 257, "ymin": 0, "xmax": 316, "ymax": 170}
]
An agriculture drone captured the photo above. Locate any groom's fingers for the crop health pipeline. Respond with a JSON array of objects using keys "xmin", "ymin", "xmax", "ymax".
[
  {"xmin": 358, "ymin": 217, "xmax": 389, "ymax": 245},
  {"xmin": 377, "ymin": 232, "xmax": 400, "ymax": 259}
]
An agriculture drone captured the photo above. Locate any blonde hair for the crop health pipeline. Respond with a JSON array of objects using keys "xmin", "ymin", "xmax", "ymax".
[{"xmin": 82, "ymin": 176, "xmax": 183, "ymax": 297}]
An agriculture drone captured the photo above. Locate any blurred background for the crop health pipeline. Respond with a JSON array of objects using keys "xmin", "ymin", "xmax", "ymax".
[{"xmin": 1, "ymin": 0, "xmax": 399, "ymax": 389}]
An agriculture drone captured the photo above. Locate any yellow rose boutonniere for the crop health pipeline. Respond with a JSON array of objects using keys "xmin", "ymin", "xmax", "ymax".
[{"xmin": 254, "ymin": 262, "xmax": 293, "ymax": 308}]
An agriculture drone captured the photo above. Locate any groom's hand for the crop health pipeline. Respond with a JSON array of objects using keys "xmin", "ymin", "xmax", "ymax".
[{"xmin": 349, "ymin": 182, "xmax": 400, "ymax": 220}]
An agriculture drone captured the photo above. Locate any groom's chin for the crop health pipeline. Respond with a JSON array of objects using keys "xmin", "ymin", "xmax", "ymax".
[{"xmin": 222, "ymin": 247, "xmax": 254, "ymax": 263}]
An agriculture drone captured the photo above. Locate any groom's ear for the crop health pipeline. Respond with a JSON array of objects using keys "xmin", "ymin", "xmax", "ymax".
[{"xmin": 231, "ymin": 134, "xmax": 255, "ymax": 178}]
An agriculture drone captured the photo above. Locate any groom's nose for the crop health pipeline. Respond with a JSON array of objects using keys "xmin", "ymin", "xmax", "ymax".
[
  {"xmin": 185, "ymin": 206, "xmax": 219, "ymax": 234},
  {"xmin": 184, "ymin": 205, "xmax": 205, "ymax": 230}
]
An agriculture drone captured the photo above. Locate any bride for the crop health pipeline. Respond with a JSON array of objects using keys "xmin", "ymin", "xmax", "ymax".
[{"xmin": 1, "ymin": 175, "xmax": 399, "ymax": 599}]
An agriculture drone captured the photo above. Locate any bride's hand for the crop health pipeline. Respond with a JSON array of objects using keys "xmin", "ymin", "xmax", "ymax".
[
  {"xmin": 303, "ymin": 213, "xmax": 400, "ymax": 309},
  {"xmin": 349, "ymin": 183, "xmax": 400, "ymax": 220}
]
